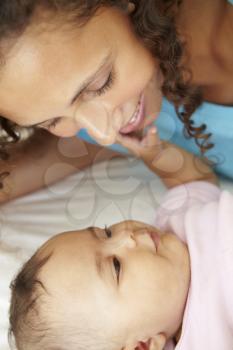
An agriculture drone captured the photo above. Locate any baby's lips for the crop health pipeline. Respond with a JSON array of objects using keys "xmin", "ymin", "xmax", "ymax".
[{"xmin": 149, "ymin": 231, "xmax": 160, "ymax": 250}]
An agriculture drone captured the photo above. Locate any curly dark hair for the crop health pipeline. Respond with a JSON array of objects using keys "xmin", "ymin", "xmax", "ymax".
[{"xmin": 132, "ymin": 0, "xmax": 212, "ymax": 153}]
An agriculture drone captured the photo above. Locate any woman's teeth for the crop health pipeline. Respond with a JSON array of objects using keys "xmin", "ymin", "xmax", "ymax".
[
  {"xmin": 128, "ymin": 102, "xmax": 140, "ymax": 124},
  {"xmin": 119, "ymin": 95, "xmax": 144, "ymax": 134}
]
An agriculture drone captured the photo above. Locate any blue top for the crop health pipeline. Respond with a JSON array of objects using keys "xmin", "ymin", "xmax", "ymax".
[
  {"xmin": 156, "ymin": 99, "xmax": 233, "ymax": 179},
  {"xmin": 77, "ymin": 98, "xmax": 233, "ymax": 179}
]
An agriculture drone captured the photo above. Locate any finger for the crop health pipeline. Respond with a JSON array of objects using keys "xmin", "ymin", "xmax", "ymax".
[
  {"xmin": 116, "ymin": 133, "xmax": 142, "ymax": 157},
  {"xmin": 142, "ymin": 126, "xmax": 160, "ymax": 147}
]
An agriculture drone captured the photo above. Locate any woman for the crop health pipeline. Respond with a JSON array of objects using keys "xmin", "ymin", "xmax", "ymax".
[{"xmin": 0, "ymin": 0, "xmax": 232, "ymax": 202}]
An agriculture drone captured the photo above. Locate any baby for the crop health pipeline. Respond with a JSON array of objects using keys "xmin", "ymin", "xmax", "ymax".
[{"xmin": 9, "ymin": 129, "xmax": 233, "ymax": 350}]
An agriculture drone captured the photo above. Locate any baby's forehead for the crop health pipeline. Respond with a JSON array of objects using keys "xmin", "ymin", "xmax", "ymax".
[
  {"xmin": 37, "ymin": 229, "xmax": 117, "ymax": 321},
  {"xmin": 38, "ymin": 229, "xmax": 100, "ymax": 291},
  {"xmin": 42, "ymin": 228, "xmax": 94, "ymax": 252}
]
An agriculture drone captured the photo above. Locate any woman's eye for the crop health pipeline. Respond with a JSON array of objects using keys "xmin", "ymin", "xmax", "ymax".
[
  {"xmin": 104, "ymin": 226, "xmax": 112, "ymax": 238},
  {"xmin": 38, "ymin": 117, "xmax": 61, "ymax": 130},
  {"xmin": 113, "ymin": 257, "xmax": 121, "ymax": 282},
  {"xmin": 85, "ymin": 70, "xmax": 115, "ymax": 98}
]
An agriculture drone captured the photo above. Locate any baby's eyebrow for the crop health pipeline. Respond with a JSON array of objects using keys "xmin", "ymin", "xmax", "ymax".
[
  {"xmin": 87, "ymin": 228, "xmax": 108, "ymax": 282},
  {"xmin": 86, "ymin": 227, "xmax": 103, "ymax": 273},
  {"xmin": 88, "ymin": 227, "xmax": 116, "ymax": 288},
  {"xmin": 87, "ymin": 226, "xmax": 99, "ymax": 239},
  {"xmin": 95, "ymin": 252, "xmax": 103, "ymax": 277}
]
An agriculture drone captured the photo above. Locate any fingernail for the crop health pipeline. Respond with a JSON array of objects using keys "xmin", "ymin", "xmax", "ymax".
[{"xmin": 150, "ymin": 126, "xmax": 157, "ymax": 134}]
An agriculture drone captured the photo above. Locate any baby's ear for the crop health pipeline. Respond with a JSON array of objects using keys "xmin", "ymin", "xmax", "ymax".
[
  {"xmin": 133, "ymin": 334, "xmax": 166, "ymax": 350},
  {"xmin": 148, "ymin": 335, "xmax": 166, "ymax": 350}
]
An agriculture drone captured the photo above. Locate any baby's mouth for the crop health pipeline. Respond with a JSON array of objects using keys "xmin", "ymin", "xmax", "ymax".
[
  {"xmin": 149, "ymin": 231, "xmax": 160, "ymax": 250},
  {"xmin": 119, "ymin": 94, "xmax": 145, "ymax": 137}
]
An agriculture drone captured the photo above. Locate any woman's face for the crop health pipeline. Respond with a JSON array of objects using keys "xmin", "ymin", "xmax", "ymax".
[{"xmin": 0, "ymin": 7, "xmax": 163, "ymax": 145}]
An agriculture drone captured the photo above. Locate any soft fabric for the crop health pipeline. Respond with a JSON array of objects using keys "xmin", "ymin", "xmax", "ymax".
[
  {"xmin": 0, "ymin": 157, "xmax": 166, "ymax": 350},
  {"xmin": 77, "ymin": 98, "xmax": 233, "ymax": 179},
  {"xmin": 155, "ymin": 181, "xmax": 233, "ymax": 349},
  {"xmin": 1, "ymin": 158, "xmax": 233, "ymax": 350}
]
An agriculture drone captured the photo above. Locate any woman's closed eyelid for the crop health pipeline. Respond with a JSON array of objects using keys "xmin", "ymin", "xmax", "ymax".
[
  {"xmin": 37, "ymin": 117, "xmax": 62, "ymax": 130},
  {"xmin": 37, "ymin": 70, "xmax": 115, "ymax": 130},
  {"xmin": 83, "ymin": 69, "xmax": 115, "ymax": 98},
  {"xmin": 87, "ymin": 71, "xmax": 110, "ymax": 89}
]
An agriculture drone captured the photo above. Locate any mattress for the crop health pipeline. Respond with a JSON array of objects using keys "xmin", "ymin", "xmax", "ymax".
[{"xmin": 0, "ymin": 157, "xmax": 232, "ymax": 350}]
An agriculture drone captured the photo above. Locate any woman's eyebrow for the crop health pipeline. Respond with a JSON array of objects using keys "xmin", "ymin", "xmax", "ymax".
[{"xmin": 69, "ymin": 51, "xmax": 113, "ymax": 106}]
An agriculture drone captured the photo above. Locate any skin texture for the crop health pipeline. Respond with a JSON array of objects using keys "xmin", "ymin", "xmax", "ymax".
[
  {"xmin": 176, "ymin": 0, "xmax": 233, "ymax": 105},
  {"xmin": 39, "ymin": 220, "xmax": 190, "ymax": 350},
  {"xmin": 0, "ymin": 7, "xmax": 162, "ymax": 145}
]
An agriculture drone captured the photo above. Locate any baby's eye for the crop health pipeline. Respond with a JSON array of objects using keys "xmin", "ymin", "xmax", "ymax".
[
  {"xmin": 113, "ymin": 257, "xmax": 121, "ymax": 282},
  {"xmin": 104, "ymin": 226, "xmax": 112, "ymax": 238}
]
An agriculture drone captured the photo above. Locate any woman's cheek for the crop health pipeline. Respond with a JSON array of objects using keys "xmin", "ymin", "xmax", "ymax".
[
  {"xmin": 75, "ymin": 102, "xmax": 122, "ymax": 145},
  {"xmin": 50, "ymin": 120, "xmax": 81, "ymax": 137}
]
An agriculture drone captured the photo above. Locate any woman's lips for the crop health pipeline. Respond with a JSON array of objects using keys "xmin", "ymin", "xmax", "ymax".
[{"xmin": 119, "ymin": 94, "xmax": 145, "ymax": 134}]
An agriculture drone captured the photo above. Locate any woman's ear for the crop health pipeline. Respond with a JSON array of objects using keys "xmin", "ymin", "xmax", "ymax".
[{"xmin": 126, "ymin": 2, "xmax": 136, "ymax": 14}]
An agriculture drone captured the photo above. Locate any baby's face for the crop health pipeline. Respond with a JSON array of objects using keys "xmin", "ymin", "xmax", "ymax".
[{"xmin": 40, "ymin": 221, "xmax": 190, "ymax": 349}]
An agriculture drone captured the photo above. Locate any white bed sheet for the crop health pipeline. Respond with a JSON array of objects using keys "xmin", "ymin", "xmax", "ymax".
[{"xmin": 0, "ymin": 157, "xmax": 232, "ymax": 350}]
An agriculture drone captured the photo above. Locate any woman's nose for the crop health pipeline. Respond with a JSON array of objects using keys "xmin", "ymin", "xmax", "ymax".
[{"xmin": 74, "ymin": 101, "xmax": 121, "ymax": 145}]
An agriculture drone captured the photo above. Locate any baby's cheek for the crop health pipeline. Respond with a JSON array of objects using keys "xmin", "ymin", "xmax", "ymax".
[{"xmin": 122, "ymin": 254, "xmax": 160, "ymax": 295}]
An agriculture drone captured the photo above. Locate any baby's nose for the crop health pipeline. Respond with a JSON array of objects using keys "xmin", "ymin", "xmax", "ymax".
[
  {"xmin": 121, "ymin": 230, "xmax": 137, "ymax": 249},
  {"xmin": 109, "ymin": 230, "xmax": 137, "ymax": 250}
]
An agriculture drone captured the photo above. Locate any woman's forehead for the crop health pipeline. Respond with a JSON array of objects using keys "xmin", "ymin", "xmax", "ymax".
[
  {"xmin": 0, "ymin": 8, "xmax": 128, "ymax": 123},
  {"xmin": 1, "ymin": 10, "xmax": 115, "ymax": 75},
  {"xmin": 1, "ymin": 6, "xmax": 127, "ymax": 64},
  {"xmin": 0, "ymin": 22, "xmax": 111, "ymax": 120}
]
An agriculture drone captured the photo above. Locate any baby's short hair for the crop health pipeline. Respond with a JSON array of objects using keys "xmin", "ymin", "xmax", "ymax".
[
  {"xmin": 9, "ymin": 251, "xmax": 53, "ymax": 350},
  {"xmin": 9, "ymin": 250, "xmax": 90, "ymax": 350},
  {"xmin": 9, "ymin": 247, "xmax": 120, "ymax": 350}
]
